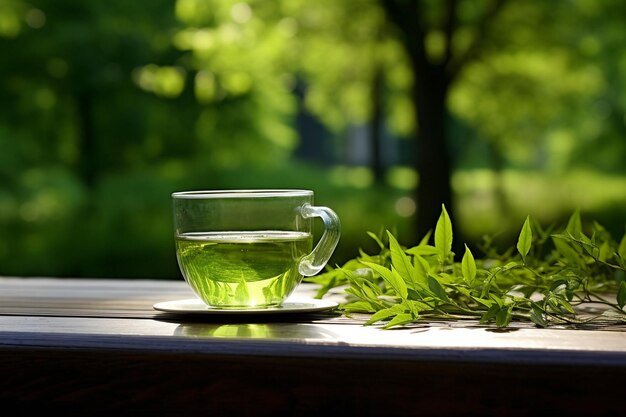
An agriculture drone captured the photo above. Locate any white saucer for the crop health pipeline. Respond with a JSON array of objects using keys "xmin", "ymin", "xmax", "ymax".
[{"xmin": 153, "ymin": 296, "xmax": 338, "ymax": 315}]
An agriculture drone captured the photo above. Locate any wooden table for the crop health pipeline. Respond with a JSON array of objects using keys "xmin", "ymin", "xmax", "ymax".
[{"xmin": 1, "ymin": 276, "xmax": 624, "ymax": 416}]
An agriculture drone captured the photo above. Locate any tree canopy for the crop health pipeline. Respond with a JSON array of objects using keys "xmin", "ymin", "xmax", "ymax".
[{"xmin": 0, "ymin": 0, "xmax": 624, "ymax": 278}]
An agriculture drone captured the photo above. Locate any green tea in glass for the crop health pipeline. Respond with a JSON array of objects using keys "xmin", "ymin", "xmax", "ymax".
[{"xmin": 172, "ymin": 189, "xmax": 340, "ymax": 309}]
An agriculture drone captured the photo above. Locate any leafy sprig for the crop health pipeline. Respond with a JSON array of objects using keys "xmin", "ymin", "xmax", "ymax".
[{"xmin": 306, "ymin": 205, "xmax": 626, "ymax": 328}]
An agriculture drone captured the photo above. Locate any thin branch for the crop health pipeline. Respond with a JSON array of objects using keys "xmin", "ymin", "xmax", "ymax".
[
  {"xmin": 447, "ymin": 0, "xmax": 509, "ymax": 81},
  {"xmin": 442, "ymin": 0, "xmax": 459, "ymax": 69},
  {"xmin": 381, "ymin": 0, "xmax": 426, "ymax": 67}
]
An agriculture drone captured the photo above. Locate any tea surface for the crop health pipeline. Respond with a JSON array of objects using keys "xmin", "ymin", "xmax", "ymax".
[{"xmin": 175, "ymin": 231, "xmax": 312, "ymax": 307}]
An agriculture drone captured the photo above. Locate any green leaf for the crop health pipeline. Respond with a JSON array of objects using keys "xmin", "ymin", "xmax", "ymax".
[
  {"xmin": 427, "ymin": 275, "xmax": 449, "ymax": 302},
  {"xmin": 406, "ymin": 245, "xmax": 439, "ymax": 257},
  {"xmin": 344, "ymin": 287, "xmax": 363, "ymax": 300},
  {"xmin": 341, "ymin": 300, "xmax": 378, "ymax": 313},
  {"xmin": 529, "ymin": 303, "xmax": 548, "ymax": 327},
  {"xmin": 618, "ymin": 282, "xmax": 626, "ymax": 310},
  {"xmin": 413, "ymin": 254, "xmax": 430, "ymax": 282},
  {"xmin": 354, "ymin": 279, "xmax": 380, "ymax": 300},
  {"xmin": 387, "ymin": 230, "xmax": 416, "ymax": 288},
  {"xmin": 480, "ymin": 277, "xmax": 492, "ymax": 299},
  {"xmin": 389, "ymin": 266, "xmax": 409, "ymax": 300},
  {"xmin": 566, "ymin": 209, "xmax": 582, "ymax": 238},
  {"xmin": 490, "ymin": 293, "xmax": 504, "ymax": 308},
  {"xmin": 362, "ymin": 262, "xmax": 408, "ymax": 300},
  {"xmin": 365, "ymin": 305, "xmax": 403, "ymax": 325},
  {"xmin": 504, "ymin": 261, "xmax": 520, "ymax": 269},
  {"xmin": 461, "ymin": 244, "xmax": 476, "ymax": 283},
  {"xmin": 598, "ymin": 240, "xmax": 612, "ymax": 263},
  {"xmin": 367, "ymin": 231, "xmax": 385, "ymax": 250},
  {"xmin": 454, "ymin": 285, "xmax": 473, "ymax": 298},
  {"xmin": 480, "ymin": 304, "xmax": 500, "ymax": 324},
  {"xmin": 495, "ymin": 306, "xmax": 512, "ymax": 327},
  {"xmin": 435, "ymin": 204, "xmax": 453, "ymax": 264},
  {"xmin": 419, "ymin": 229, "xmax": 433, "ymax": 247},
  {"xmin": 552, "ymin": 235, "xmax": 585, "ymax": 267},
  {"xmin": 517, "ymin": 215, "xmax": 532, "ymax": 261},
  {"xmin": 571, "ymin": 231, "xmax": 597, "ymax": 258},
  {"xmin": 316, "ymin": 209, "xmax": 626, "ymax": 330},
  {"xmin": 313, "ymin": 274, "xmax": 338, "ymax": 299},
  {"xmin": 554, "ymin": 296, "xmax": 576, "ymax": 314},
  {"xmin": 406, "ymin": 299, "xmax": 431, "ymax": 314},
  {"xmin": 384, "ymin": 313, "xmax": 416, "ymax": 328},
  {"xmin": 472, "ymin": 296, "xmax": 494, "ymax": 308}
]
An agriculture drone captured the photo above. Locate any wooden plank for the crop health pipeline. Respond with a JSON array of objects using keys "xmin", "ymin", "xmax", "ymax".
[
  {"xmin": 0, "ymin": 276, "xmax": 349, "ymax": 321},
  {"xmin": 1, "ymin": 314, "xmax": 626, "ymax": 366},
  {"xmin": 1, "ymin": 347, "xmax": 624, "ymax": 416},
  {"xmin": 1, "ymin": 277, "xmax": 626, "ymax": 415},
  {"xmin": 1, "ymin": 276, "xmax": 626, "ymax": 361}
]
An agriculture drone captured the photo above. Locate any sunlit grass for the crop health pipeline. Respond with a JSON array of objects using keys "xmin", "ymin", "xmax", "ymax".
[
  {"xmin": 385, "ymin": 166, "xmax": 418, "ymax": 190},
  {"xmin": 1, "ymin": 160, "xmax": 623, "ymax": 278},
  {"xmin": 329, "ymin": 165, "xmax": 374, "ymax": 189},
  {"xmin": 453, "ymin": 168, "xmax": 626, "ymax": 244}
]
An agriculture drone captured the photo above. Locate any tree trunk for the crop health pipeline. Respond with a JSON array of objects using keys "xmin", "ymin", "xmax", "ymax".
[
  {"xmin": 381, "ymin": 0, "xmax": 457, "ymax": 248},
  {"xmin": 370, "ymin": 65, "xmax": 385, "ymax": 183},
  {"xmin": 411, "ymin": 64, "xmax": 455, "ymax": 243},
  {"xmin": 379, "ymin": 0, "xmax": 510, "ymax": 255}
]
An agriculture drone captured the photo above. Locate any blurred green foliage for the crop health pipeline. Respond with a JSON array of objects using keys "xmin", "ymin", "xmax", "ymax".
[{"xmin": 0, "ymin": 0, "xmax": 624, "ymax": 279}]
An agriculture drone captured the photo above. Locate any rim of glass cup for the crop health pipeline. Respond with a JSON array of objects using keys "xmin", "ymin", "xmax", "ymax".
[{"xmin": 171, "ymin": 189, "xmax": 314, "ymax": 199}]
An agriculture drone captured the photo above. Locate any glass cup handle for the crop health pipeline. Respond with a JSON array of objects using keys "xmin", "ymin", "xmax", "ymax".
[{"xmin": 298, "ymin": 203, "xmax": 341, "ymax": 276}]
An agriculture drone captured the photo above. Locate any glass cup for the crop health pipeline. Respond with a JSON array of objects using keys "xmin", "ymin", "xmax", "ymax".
[{"xmin": 171, "ymin": 189, "xmax": 340, "ymax": 308}]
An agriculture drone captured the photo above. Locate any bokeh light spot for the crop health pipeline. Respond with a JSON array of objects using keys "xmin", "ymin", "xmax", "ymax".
[
  {"xmin": 231, "ymin": 3, "xmax": 252, "ymax": 24},
  {"xmin": 394, "ymin": 197, "xmax": 416, "ymax": 218},
  {"xmin": 25, "ymin": 8, "xmax": 46, "ymax": 29}
]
